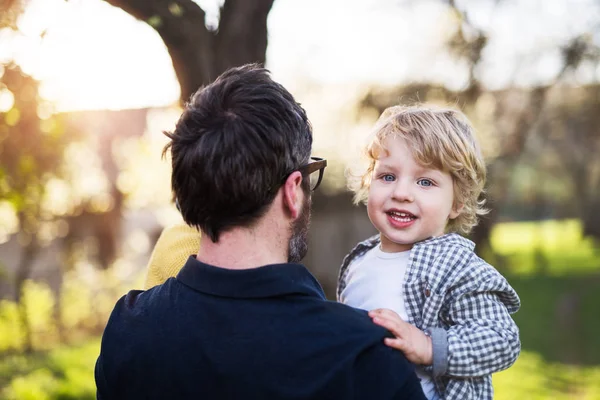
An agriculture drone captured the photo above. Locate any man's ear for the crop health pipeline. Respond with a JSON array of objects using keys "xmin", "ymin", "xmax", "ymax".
[
  {"xmin": 449, "ymin": 203, "xmax": 464, "ymax": 220},
  {"xmin": 282, "ymin": 171, "xmax": 304, "ymax": 219}
]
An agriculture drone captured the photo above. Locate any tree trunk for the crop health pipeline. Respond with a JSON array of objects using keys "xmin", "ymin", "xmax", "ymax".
[
  {"xmin": 102, "ymin": 0, "xmax": 275, "ymax": 103},
  {"xmin": 214, "ymin": 0, "xmax": 273, "ymax": 76},
  {"xmin": 14, "ymin": 234, "xmax": 38, "ymax": 353},
  {"xmin": 52, "ymin": 272, "xmax": 65, "ymax": 344}
]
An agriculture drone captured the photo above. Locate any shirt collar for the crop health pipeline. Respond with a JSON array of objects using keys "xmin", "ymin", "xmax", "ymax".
[
  {"xmin": 176, "ymin": 256, "xmax": 326, "ymax": 300},
  {"xmin": 414, "ymin": 232, "xmax": 475, "ymax": 250}
]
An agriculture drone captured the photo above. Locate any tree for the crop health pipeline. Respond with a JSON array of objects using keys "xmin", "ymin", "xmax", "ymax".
[
  {"xmin": 0, "ymin": 63, "xmax": 75, "ymax": 351},
  {"xmin": 103, "ymin": 0, "xmax": 275, "ymax": 103}
]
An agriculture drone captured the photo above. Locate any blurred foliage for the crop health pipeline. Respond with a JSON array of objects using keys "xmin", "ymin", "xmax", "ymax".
[
  {"xmin": 0, "ymin": 62, "xmax": 85, "ymax": 352},
  {"xmin": 0, "ymin": 63, "xmax": 76, "ymax": 245},
  {"xmin": 0, "ymin": 339, "xmax": 99, "ymax": 400},
  {"xmin": 490, "ymin": 219, "xmax": 600, "ymax": 275},
  {"xmin": 0, "ymin": 264, "xmax": 143, "ymax": 399},
  {"xmin": 0, "ymin": 267, "xmax": 144, "ymax": 354}
]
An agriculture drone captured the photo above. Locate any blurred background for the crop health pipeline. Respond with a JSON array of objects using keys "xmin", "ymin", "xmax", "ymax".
[{"xmin": 1, "ymin": 0, "xmax": 600, "ymax": 398}]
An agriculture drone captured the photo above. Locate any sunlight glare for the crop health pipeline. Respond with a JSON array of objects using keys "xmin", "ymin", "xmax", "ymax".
[
  {"xmin": 0, "ymin": 88, "xmax": 14, "ymax": 112},
  {"xmin": 0, "ymin": 201, "xmax": 19, "ymax": 244},
  {"xmin": 14, "ymin": 0, "xmax": 180, "ymax": 111},
  {"xmin": 42, "ymin": 178, "xmax": 72, "ymax": 216}
]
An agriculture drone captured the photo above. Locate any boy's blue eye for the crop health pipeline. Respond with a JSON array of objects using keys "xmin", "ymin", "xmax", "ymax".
[
  {"xmin": 382, "ymin": 174, "xmax": 395, "ymax": 182},
  {"xmin": 417, "ymin": 178, "xmax": 433, "ymax": 187}
]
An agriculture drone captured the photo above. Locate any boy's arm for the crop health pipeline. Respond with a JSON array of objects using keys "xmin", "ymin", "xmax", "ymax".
[
  {"xmin": 434, "ymin": 272, "xmax": 521, "ymax": 378},
  {"xmin": 372, "ymin": 259, "xmax": 520, "ymax": 378}
]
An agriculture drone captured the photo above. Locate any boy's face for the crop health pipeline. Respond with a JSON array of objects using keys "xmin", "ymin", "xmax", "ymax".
[{"xmin": 367, "ymin": 137, "xmax": 461, "ymax": 253}]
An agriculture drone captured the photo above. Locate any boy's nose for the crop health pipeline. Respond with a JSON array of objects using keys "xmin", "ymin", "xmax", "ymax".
[{"xmin": 391, "ymin": 180, "xmax": 414, "ymax": 202}]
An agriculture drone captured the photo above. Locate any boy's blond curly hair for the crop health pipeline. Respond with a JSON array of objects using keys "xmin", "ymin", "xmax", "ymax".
[{"xmin": 348, "ymin": 104, "xmax": 488, "ymax": 235}]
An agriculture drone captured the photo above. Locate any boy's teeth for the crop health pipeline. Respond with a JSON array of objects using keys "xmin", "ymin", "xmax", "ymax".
[{"xmin": 389, "ymin": 211, "xmax": 415, "ymax": 221}]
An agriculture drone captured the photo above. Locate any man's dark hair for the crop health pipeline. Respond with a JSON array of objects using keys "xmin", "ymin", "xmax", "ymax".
[{"xmin": 163, "ymin": 64, "xmax": 313, "ymax": 242}]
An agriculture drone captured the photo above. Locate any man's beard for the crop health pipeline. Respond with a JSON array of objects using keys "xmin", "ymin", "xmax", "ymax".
[{"xmin": 287, "ymin": 193, "xmax": 311, "ymax": 263}]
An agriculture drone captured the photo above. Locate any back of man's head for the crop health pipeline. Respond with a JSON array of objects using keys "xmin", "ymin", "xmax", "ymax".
[{"xmin": 164, "ymin": 64, "xmax": 313, "ymax": 242}]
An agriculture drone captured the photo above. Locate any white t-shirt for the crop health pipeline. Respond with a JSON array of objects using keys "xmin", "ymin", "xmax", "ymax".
[{"xmin": 340, "ymin": 246, "xmax": 439, "ymax": 400}]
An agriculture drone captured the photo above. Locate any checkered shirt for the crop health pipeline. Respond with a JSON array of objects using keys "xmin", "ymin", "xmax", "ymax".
[{"xmin": 337, "ymin": 233, "xmax": 521, "ymax": 400}]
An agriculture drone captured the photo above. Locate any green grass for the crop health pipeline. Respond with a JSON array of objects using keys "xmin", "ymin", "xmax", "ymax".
[
  {"xmin": 488, "ymin": 219, "xmax": 600, "ymax": 365},
  {"xmin": 489, "ymin": 219, "xmax": 600, "ymax": 398},
  {"xmin": 490, "ymin": 219, "xmax": 600, "ymax": 275},
  {"xmin": 494, "ymin": 350, "xmax": 600, "ymax": 399},
  {"xmin": 507, "ymin": 274, "xmax": 600, "ymax": 365}
]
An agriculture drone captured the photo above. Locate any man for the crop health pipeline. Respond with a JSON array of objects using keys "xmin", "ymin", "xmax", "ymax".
[{"xmin": 95, "ymin": 64, "xmax": 426, "ymax": 400}]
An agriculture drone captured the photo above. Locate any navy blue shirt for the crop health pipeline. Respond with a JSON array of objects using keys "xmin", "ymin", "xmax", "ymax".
[{"xmin": 95, "ymin": 257, "xmax": 425, "ymax": 400}]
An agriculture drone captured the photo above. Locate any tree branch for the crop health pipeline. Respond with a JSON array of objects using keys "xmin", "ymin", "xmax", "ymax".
[{"xmin": 102, "ymin": 0, "xmax": 215, "ymax": 102}]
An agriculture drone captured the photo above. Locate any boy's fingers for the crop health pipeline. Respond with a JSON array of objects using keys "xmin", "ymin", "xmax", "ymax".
[
  {"xmin": 384, "ymin": 337, "xmax": 406, "ymax": 351},
  {"xmin": 371, "ymin": 312, "xmax": 408, "ymax": 330},
  {"xmin": 372, "ymin": 316, "xmax": 403, "ymax": 336},
  {"xmin": 369, "ymin": 308, "xmax": 400, "ymax": 320}
]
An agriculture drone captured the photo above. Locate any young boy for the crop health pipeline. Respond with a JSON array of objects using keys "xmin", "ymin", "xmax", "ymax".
[{"xmin": 338, "ymin": 105, "xmax": 520, "ymax": 400}]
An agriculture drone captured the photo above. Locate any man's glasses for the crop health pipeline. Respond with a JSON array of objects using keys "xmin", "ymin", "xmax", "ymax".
[{"xmin": 295, "ymin": 156, "xmax": 327, "ymax": 191}]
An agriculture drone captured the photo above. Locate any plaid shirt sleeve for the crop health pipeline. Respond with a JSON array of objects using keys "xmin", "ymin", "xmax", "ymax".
[{"xmin": 437, "ymin": 248, "xmax": 521, "ymax": 378}]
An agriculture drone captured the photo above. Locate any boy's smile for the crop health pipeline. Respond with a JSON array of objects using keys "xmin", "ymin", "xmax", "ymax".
[
  {"xmin": 367, "ymin": 137, "xmax": 461, "ymax": 253},
  {"xmin": 386, "ymin": 209, "xmax": 417, "ymax": 228}
]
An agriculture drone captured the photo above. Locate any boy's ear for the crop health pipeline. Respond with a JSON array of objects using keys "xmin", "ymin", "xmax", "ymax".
[{"xmin": 449, "ymin": 203, "xmax": 464, "ymax": 220}]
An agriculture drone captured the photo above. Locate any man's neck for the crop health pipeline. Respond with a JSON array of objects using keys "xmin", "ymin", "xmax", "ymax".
[{"xmin": 196, "ymin": 224, "xmax": 288, "ymax": 270}]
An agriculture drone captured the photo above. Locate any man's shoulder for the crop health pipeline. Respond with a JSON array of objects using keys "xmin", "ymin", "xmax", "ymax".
[
  {"xmin": 98, "ymin": 280, "xmax": 185, "ymax": 366},
  {"xmin": 351, "ymin": 333, "xmax": 426, "ymax": 399},
  {"xmin": 319, "ymin": 299, "xmax": 382, "ymax": 331},
  {"xmin": 314, "ymin": 301, "xmax": 396, "ymax": 350},
  {"xmin": 318, "ymin": 302, "xmax": 424, "ymax": 398},
  {"xmin": 105, "ymin": 279, "xmax": 181, "ymax": 331}
]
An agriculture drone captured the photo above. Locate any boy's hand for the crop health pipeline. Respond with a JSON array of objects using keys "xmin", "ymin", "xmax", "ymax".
[{"xmin": 369, "ymin": 308, "xmax": 433, "ymax": 366}]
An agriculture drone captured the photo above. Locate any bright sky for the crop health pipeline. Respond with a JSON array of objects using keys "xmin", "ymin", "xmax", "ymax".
[{"xmin": 1, "ymin": 0, "xmax": 599, "ymax": 111}]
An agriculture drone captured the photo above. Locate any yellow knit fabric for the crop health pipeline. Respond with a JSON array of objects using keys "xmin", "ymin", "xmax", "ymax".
[{"xmin": 144, "ymin": 224, "xmax": 201, "ymax": 289}]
